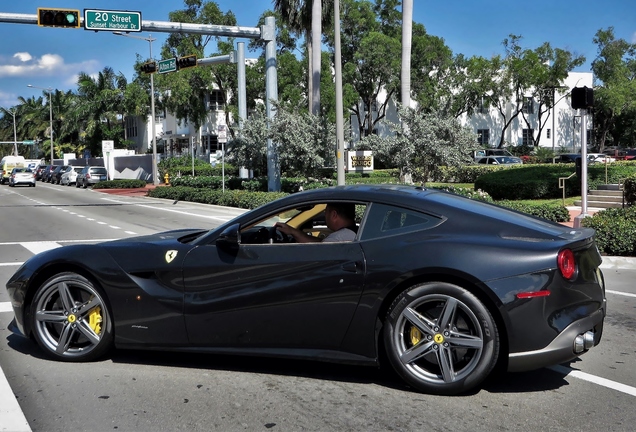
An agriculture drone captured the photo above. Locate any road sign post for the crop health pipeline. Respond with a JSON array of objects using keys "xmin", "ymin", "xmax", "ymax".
[{"xmin": 84, "ymin": 10, "xmax": 142, "ymax": 32}]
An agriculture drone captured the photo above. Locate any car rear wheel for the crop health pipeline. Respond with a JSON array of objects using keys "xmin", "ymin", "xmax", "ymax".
[
  {"xmin": 30, "ymin": 272, "xmax": 113, "ymax": 361},
  {"xmin": 383, "ymin": 282, "xmax": 499, "ymax": 395}
]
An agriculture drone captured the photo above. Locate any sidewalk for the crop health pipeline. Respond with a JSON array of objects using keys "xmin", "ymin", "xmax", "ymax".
[{"xmin": 97, "ymin": 183, "xmax": 160, "ymax": 197}]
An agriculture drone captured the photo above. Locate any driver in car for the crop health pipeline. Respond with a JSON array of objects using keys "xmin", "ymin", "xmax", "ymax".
[{"xmin": 274, "ymin": 203, "xmax": 357, "ymax": 243}]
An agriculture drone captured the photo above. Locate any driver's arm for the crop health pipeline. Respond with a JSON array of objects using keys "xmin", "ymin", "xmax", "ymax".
[{"xmin": 274, "ymin": 222, "xmax": 321, "ymax": 243}]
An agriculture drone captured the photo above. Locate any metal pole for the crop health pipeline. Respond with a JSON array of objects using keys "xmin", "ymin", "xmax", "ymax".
[
  {"xmin": 49, "ymin": 90, "xmax": 53, "ymax": 165},
  {"xmin": 334, "ymin": 0, "xmax": 345, "ymax": 185},
  {"xmin": 573, "ymin": 109, "xmax": 589, "ymax": 228},
  {"xmin": 264, "ymin": 16, "xmax": 280, "ymax": 192},
  {"xmin": 11, "ymin": 110, "xmax": 17, "ymax": 156},
  {"xmin": 149, "ymin": 38, "xmax": 158, "ymax": 185}
]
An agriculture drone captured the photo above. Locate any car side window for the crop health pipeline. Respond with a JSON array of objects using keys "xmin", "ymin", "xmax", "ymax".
[{"xmin": 360, "ymin": 203, "xmax": 442, "ymax": 241}]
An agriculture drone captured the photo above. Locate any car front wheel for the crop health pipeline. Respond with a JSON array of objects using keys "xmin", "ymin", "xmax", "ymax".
[
  {"xmin": 383, "ymin": 282, "xmax": 499, "ymax": 395},
  {"xmin": 30, "ymin": 272, "xmax": 113, "ymax": 361}
]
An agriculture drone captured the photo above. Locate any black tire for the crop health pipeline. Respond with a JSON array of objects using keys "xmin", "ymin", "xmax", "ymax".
[
  {"xmin": 383, "ymin": 282, "xmax": 499, "ymax": 395},
  {"xmin": 30, "ymin": 272, "xmax": 113, "ymax": 362}
]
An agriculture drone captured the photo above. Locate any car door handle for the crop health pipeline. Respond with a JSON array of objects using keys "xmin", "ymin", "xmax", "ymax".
[{"xmin": 341, "ymin": 261, "xmax": 360, "ymax": 273}]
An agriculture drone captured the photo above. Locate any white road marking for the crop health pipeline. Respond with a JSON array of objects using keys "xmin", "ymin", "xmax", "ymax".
[
  {"xmin": 0, "ymin": 364, "xmax": 31, "ymax": 431},
  {"xmin": 606, "ymin": 289, "xmax": 636, "ymax": 298},
  {"xmin": 549, "ymin": 365, "xmax": 636, "ymax": 397},
  {"xmin": 0, "ymin": 302, "xmax": 12, "ymax": 313},
  {"xmin": 20, "ymin": 241, "xmax": 61, "ymax": 255},
  {"xmin": 0, "ymin": 263, "xmax": 22, "ymax": 267}
]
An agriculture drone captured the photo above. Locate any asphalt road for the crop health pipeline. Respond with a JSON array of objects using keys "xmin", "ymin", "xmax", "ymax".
[{"xmin": 1, "ymin": 182, "xmax": 635, "ymax": 432}]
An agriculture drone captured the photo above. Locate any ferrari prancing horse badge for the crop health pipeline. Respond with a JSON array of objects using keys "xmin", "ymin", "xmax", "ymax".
[{"xmin": 165, "ymin": 250, "xmax": 178, "ymax": 263}]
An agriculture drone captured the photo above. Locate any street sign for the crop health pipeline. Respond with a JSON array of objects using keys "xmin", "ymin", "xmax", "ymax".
[
  {"xmin": 158, "ymin": 58, "xmax": 177, "ymax": 74},
  {"xmin": 217, "ymin": 125, "xmax": 227, "ymax": 143},
  {"xmin": 83, "ymin": 9, "xmax": 142, "ymax": 32},
  {"xmin": 22, "ymin": 140, "xmax": 35, "ymax": 145}
]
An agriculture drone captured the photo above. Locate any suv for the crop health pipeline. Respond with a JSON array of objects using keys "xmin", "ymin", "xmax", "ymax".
[{"xmin": 76, "ymin": 166, "xmax": 108, "ymax": 188}]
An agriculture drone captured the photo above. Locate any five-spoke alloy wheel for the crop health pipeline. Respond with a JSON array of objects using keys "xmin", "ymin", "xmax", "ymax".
[
  {"xmin": 31, "ymin": 272, "xmax": 113, "ymax": 361},
  {"xmin": 384, "ymin": 282, "xmax": 499, "ymax": 395}
]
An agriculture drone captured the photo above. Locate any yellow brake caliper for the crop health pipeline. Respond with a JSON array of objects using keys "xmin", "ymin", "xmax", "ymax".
[
  {"xmin": 410, "ymin": 326, "xmax": 422, "ymax": 346},
  {"xmin": 88, "ymin": 306, "xmax": 103, "ymax": 335}
]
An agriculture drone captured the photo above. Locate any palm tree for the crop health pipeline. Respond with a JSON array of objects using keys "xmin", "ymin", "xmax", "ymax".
[
  {"xmin": 273, "ymin": 0, "xmax": 331, "ymax": 115},
  {"xmin": 75, "ymin": 67, "xmax": 128, "ymax": 153}
]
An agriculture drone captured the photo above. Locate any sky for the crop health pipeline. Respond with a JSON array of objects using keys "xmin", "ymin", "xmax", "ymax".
[{"xmin": 0, "ymin": 0, "xmax": 634, "ymax": 110}]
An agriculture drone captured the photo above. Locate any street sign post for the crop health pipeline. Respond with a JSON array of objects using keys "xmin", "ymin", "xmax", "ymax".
[
  {"xmin": 84, "ymin": 9, "xmax": 142, "ymax": 32},
  {"xmin": 158, "ymin": 58, "xmax": 177, "ymax": 74}
]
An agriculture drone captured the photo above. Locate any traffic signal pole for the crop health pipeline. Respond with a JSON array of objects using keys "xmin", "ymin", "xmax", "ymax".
[{"xmin": 0, "ymin": 10, "xmax": 280, "ymax": 190}]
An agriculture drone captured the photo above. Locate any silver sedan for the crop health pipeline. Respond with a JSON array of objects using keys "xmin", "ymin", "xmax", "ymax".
[{"xmin": 8, "ymin": 167, "xmax": 36, "ymax": 187}]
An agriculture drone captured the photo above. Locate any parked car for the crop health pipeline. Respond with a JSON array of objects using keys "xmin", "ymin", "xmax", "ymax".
[
  {"xmin": 51, "ymin": 165, "xmax": 69, "ymax": 184},
  {"xmin": 41, "ymin": 165, "xmax": 57, "ymax": 182},
  {"xmin": 477, "ymin": 155, "xmax": 523, "ymax": 165},
  {"xmin": 472, "ymin": 149, "xmax": 514, "ymax": 162},
  {"xmin": 553, "ymin": 154, "xmax": 581, "ymax": 163},
  {"xmin": 60, "ymin": 166, "xmax": 84, "ymax": 186},
  {"xmin": 76, "ymin": 166, "xmax": 108, "ymax": 188},
  {"xmin": 5, "ymin": 185, "xmax": 606, "ymax": 395},
  {"xmin": 587, "ymin": 153, "xmax": 615, "ymax": 164},
  {"xmin": 34, "ymin": 164, "xmax": 49, "ymax": 181},
  {"xmin": 8, "ymin": 167, "xmax": 35, "ymax": 187}
]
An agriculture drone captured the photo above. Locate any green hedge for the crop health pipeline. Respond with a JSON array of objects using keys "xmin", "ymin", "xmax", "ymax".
[
  {"xmin": 496, "ymin": 200, "xmax": 571, "ymax": 222},
  {"xmin": 93, "ymin": 179, "xmax": 147, "ymax": 189},
  {"xmin": 624, "ymin": 175, "xmax": 636, "ymax": 204},
  {"xmin": 582, "ymin": 207, "xmax": 636, "ymax": 256},
  {"xmin": 148, "ymin": 186, "xmax": 288, "ymax": 209},
  {"xmin": 475, "ymin": 162, "xmax": 636, "ymax": 200}
]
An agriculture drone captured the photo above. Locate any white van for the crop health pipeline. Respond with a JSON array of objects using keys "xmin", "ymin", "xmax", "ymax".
[{"xmin": 1, "ymin": 155, "xmax": 26, "ymax": 184}]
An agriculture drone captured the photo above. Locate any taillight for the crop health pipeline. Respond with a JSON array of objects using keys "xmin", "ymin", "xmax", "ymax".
[{"xmin": 558, "ymin": 249, "xmax": 577, "ymax": 280}]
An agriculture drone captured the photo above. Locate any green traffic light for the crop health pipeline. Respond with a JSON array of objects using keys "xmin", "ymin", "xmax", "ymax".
[{"xmin": 66, "ymin": 13, "xmax": 76, "ymax": 24}]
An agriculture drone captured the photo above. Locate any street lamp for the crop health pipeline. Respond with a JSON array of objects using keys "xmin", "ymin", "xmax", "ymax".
[
  {"xmin": 113, "ymin": 31, "xmax": 159, "ymax": 185},
  {"xmin": 27, "ymin": 84, "xmax": 54, "ymax": 165}
]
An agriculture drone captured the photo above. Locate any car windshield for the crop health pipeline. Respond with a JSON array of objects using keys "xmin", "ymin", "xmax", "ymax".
[{"xmin": 91, "ymin": 168, "xmax": 107, "ymax": 174}]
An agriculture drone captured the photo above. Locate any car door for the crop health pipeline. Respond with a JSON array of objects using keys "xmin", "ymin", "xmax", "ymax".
[{"xmin": 182, "ymin": 240, "xmax": 366, "ymax": 349}]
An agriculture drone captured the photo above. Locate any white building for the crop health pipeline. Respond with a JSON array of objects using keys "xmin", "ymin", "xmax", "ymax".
[
  {"xmin": 458, "ymin": 71, "xmax": 593, "ymax": 152},
  {"xmin": 348, "ymin": 71, "xmax": 594, "ymax": 153}
]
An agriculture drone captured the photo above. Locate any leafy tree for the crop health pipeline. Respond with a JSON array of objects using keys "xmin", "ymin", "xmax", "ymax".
[
  {"xmin": 358, "ymin": 107, "xmax": 477, "ymax": 182},
  {"xmin": 591, "ymin": 27, "xmax": 636, "ymax": 150},
  {"xmin": 225, "ymin": 105, "xmax": 269, "ymax": 175}
]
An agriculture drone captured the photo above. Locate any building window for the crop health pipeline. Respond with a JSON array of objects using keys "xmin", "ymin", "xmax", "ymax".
[
  {"xmin": 478, "ymin": 97, "xmax": 487, "ymax": 114},
  {"xmin": 546, "ymin": 129, "xmax": 551, "ymax": 139},
  {"xmin": 125, "ymin": 116, "xmax": 137, "ymax": 138},
  {"xmin": 522, "ymin": 129, "xmax": 534, "ymax": 146},
  {"xmin": 477, "ymin": 129, "xmax": 490, "ymax": 145},
  {"xmin": 522, "ymin": 97, "xmax": 534, "ymax": 114},
  {"xmin": 208, "ymin": 90, "xmax": 225, "ymax": 111},
  {"xmin": 364, "ymin": 100, "xmax": 378, "ymax": 112}
]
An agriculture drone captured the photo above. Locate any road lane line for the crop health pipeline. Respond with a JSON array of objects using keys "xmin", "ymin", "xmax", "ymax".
[
  {"xmin": 0, "ymin": 263, "xmax": 23, "ymax": 267},
  {"xmin": 20, "ymin": 242, "xmax": 61, "ymax": 255},
  {"xmin": 0, "ymin": 364, "xmax": 31, "ymax": 432},
  {"xmin": 606, "ymin": 289, "xmax": 636, "ymax": 298},
  {"xmin": 0, "ymin": 302, "xmax": 11, "ymax": 313},
  {"xmin": 549, "ymin": 365, "xmax": 636, "ymax": 397}
]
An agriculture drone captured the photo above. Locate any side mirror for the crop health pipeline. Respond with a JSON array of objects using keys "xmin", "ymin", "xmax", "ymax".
[{"xmin": 216, "ymin": 223, "xmax": 241, "ymax": 252}]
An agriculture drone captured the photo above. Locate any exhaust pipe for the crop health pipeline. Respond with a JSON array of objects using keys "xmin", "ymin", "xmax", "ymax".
[{"xmin": 574, "ymin": 331, "xmax": 595, "ymax": 354}]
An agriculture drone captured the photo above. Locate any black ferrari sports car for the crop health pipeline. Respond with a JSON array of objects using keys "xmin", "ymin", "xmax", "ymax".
[{"xmin": 5, "ymin": 184, "xmax": 606, "ymax": 395}]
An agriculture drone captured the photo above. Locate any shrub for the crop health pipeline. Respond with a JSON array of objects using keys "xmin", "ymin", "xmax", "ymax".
[
  {"xmin": 582, "ymin": 207, "xmax": 636, "ymax": 256},
  {"xmin": 93, "ymin": 179, "xmax": 147, "ymax": 189},
  {"xmin": 496, "ymin": 200, "xmax": 571, "ymax": 222},
  {"xmin": 475, "ymin": 161, "xmax": 636, "ymax": 200},
  {"xmin": 431, "ymin": 186, "xmax": 494, "ymax": 203},
  {"xmin": 624, "ymin": 175, "xmax": 636, "ymax": 205},
  {"xmin": 147, "ymin": 186, "xmax": 288, "ymax": 209}
]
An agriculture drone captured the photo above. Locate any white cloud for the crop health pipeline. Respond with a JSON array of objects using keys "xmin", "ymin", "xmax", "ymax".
[
  {"xmin": 0, "ymin": 52, "xmax": 100, "ymax": 79},
  {"xmin": 13, "ymin": 52, "xmax": 32, "ymax": 62}
]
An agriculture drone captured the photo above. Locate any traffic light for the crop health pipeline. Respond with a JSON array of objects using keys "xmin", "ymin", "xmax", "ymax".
[
  {"xmin": 140, "ymin": 62, "xmax": 157, "ymax": 74},
  {"xmin": 177, "ymin": 55, "xmax": 198, "ymax": 70},
  {"xmin": 37, "ymin": 8, "xmax": 81, "ymax": 28},
  {"xmin": 571, "ymin": 86, "xmax": 594, "ymax": 110}
]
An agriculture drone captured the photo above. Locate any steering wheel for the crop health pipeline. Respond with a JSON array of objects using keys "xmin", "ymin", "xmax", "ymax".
[{"xmin": 269, "ymin": 226, "xmax": 294, "ymax": 243}]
